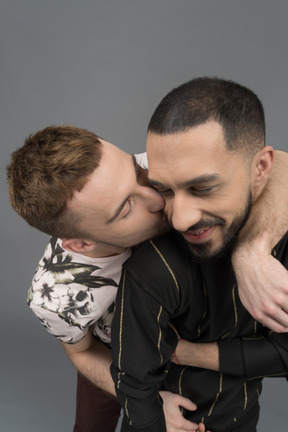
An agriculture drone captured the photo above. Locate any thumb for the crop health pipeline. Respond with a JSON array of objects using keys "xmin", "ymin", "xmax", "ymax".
[{"xmin": 177, "ymin": 394, "xmax": 197, "ymax": 411}]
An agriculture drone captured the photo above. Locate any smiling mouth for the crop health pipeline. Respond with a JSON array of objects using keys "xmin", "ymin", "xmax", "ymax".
[
  {"xmin": 192, "ymin": 228, "xmax": 211, "ymax": 236},
  {"xmin": 183, "ymin": 225, "xmax": 216, "ymax": 243}
]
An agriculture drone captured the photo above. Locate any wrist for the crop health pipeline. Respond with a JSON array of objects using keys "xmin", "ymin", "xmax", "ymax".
[
  {"xmin": 172, "ymin": 340, "xmax": 219, "ymax": 370},
  {"xmin": 171, "ymin": 338, "xmax": 184, "ymax": 366},
  {"xmin": 232, "ymin": 234, "xmax": 271, "ymax": 265}
]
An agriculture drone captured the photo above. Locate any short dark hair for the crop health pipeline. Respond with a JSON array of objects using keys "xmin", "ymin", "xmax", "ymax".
[
  {"xmin": 148, "ymin": 77, "xmax": 265, "ymax": 156},
  {"xmin": 7, "ymin": 125, "xmax": 103, "ymax": 238}
]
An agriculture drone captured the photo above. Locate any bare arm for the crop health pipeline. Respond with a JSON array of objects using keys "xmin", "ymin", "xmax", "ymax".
[
  {"xmin": 232, "ymin": 150, "xmax": 288, "ymax": 331},
  {"xmin": 234, "ymin": 150, "xmax": 288, "ymax": 246},
  {"xmin": 172, "ymin": 339, "xmax": 219, "ymax": 371},
  {"xmin": 60, "ymin": 329, "xmax": 117, "ymax": 396}
]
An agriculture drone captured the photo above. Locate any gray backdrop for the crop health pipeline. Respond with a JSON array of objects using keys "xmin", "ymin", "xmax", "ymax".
[{"xmin": 1, "ymin": 1, "xmax": 288, "ymax": 431}]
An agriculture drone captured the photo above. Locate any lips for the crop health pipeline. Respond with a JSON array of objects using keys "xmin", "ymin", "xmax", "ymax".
[
  {"xmin": 192, "ymin": 228, "xmax": 210, "ymax": 236},
  {"xmin": 182, "ymin": 225, "xmax": 216, "ymax": 244}
]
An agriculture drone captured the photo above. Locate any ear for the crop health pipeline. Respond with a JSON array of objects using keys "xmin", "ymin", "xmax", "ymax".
[
  {"xmin": 62, "ymin": 238, "xmax": 97, "ymax": 255},
  {"xmin": 251, "ymin": 146, "xmax": 274, "ymax": 189}
]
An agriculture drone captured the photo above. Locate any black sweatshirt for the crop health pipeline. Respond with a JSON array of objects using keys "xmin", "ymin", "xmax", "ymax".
[{"xmin": 111, "ymin": 231, "xmax": 288, "ymax": 432}]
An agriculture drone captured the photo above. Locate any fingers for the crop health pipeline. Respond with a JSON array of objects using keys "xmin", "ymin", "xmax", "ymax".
[
  {"xmin": 197, "ymin": 422, "xmax": 210, "ymax": 432},
  {"xmin": 177, "ymin": 394, "xmax": 197, "ymax": 411},
  {"xmin": 254, "ymin": 307, "xmax": 288, "ymax": 332},
  {"xmin": 258, "ymin": 316, "xmax": 288, "ymax": 332},
  {"xmin": 166, "ymin": 420, "xmax": 202, "ymax": 432},
  {"xmin": 165, "ymin": 413, "xmax": 200, "ymax": 431},
  {"xmin": 269, "ymin": 307, "xmax": 288, "ymax": 330}
]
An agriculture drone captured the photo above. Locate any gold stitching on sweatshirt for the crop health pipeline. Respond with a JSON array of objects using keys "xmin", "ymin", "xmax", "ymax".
[
  {"xmin": 197, "ymin": 281, "xmax": 207, "ymax": 338},
  {"xmin": 254, "ymin": 320, "xmax": 257, "ymax": 333},
  {"xmin": 247, "ymin": 371, "xmax": 288, "ymax": 380},
  {"xmin": 178, "ymin": 366, "xmax": 188, "ymax": 396},
  {"xmin": 221, "ymin": 285, "xmax": 238, "ymax": 339},
  {"xmin": 125, "ymin": 397, "xmax": 129, "ymax": 418},
  {"xmin": 208, "ymin": 374, "xmax": 223, "ymax": 416},
  {"xmin": 243, "ymin": 382, "xmax": 247, "ymax": 410},
  {"xmin": 232, "ymin": 285, "xmax": 238, "ymax": 327},
  {"xmin": 150, "ymin": 240, "xmax": 179, "ymax": 292},
  {"xmin": 157, "ymin": 306, "xmax": 163, "ymax": 363},
  {"xmin": 178, "ymin": 366, "xmax": 188, "ymax": 415},
  {"xmin": 118, "ymin": 269, "xmax": 126, "ymax": 370},
  {"xmin": 241, "ymin": 336, "xmax": 265, "ymax": 341}
]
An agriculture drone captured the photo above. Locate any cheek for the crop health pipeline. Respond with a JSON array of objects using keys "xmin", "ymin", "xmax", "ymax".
[
  {"xmin": 221, "ymin": 196, "xmax": 248, "ymax": 221},
  {"xmin": 162, "ymin": 199, "xmax": 171, "ymax": 217}
]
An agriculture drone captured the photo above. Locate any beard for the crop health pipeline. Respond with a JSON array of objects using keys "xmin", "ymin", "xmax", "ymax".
[{"xmin": 185, "ymin": 190, "xmax": 253, "ymax": 262}]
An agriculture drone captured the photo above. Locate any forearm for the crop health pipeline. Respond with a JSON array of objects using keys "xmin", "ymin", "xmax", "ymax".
[
  {"xmin": 231, "ymin": 152, "xmax": 288, "ymax": 331},
  {"xmin": 175, "ymin": 334, "xmax": 288, "ymax": 380},
  {"xmin": 219, "ymin": 333, "xmax": 288, "ymax": 378},
  {"xmin": 234, "ymin": 150, "xmax": 288, "ymax": 249},
  {"xmin": 173, "ymin": 339, "xmax": 219, "ymax": 371},
  {"xmin": 61, "ymin": 333, "xmax": 116, "ymax": 396}
]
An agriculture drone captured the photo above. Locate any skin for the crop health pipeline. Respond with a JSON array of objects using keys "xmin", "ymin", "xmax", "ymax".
[
  {"xmin": 231, "ymin": 152, "xmax": 288, "ymax": 332},
  {"xmin": 147, "ymin": 121, "xmax": 273, "ymax": 260},
  {"xmin": 63, "ymin": 139, "xmax": 169, "ymax": 258}
]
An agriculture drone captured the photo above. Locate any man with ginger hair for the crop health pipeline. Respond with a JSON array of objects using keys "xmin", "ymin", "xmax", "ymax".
[
  {"xmin": 7, "ymin": 119, "xmax": 288, "ymax": 432},
  {"xmin": 7, "ymin": 126, "xmax": 204, "ymax": 432}
]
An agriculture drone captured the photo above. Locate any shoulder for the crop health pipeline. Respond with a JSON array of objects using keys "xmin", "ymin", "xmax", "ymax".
[{"xmin": 123, "ymin": 231, "xmax": 196, "ymax": 292}]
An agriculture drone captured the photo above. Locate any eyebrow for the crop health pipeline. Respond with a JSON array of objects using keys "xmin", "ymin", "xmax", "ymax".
[
  {"xmin": 107, "ymin": 154, "xmax": 138, "ymax": 224},
  {"xmin": 148, "ymin": 173, "xmax": 220, "ymax": 188}
]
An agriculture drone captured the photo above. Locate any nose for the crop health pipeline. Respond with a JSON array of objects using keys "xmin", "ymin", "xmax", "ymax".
[
  {"xmin": 141, "ymin": 186, "xmax": 165, "ymax": 213},
  {"xmin": 169, "ymin": 195, "xmax": 202, "ymax": 232}
]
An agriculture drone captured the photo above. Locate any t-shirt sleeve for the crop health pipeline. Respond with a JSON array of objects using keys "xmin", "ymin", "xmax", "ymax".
[
  {"xmin": 134, "ymin": 152, "xmax": 148, "ymax": 170},
  {"xmin": 27, "ymin": 269, "xmax": 117, "ymax": 344},
  {"xmin": 27, "ymin": 236, "xmax": 122, "ymax": 344},
  {"xmin": 28, "ymin": 298, "xmax": 89, "ymax": 343}
]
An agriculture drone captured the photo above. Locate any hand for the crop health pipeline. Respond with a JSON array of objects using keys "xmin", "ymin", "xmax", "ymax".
[
  {"xmin": 232, "ymin": 241, "xmax": 288, "ymax": 332},
  {"xmin": 160, "ymin": 391, "xmax": 210, "ymax": 432},
  {"xmin": 197, "ymin": 423, "xmax": 210, "ymax": 432}
]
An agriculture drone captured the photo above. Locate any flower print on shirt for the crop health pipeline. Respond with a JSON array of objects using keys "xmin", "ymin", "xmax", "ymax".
[{"xmin": 27, "ymin": 237, "xmax": 123, "ymax": 343}]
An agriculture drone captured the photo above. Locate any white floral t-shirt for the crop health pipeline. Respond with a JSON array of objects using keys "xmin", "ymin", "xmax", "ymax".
[
  {"xmin": 28, "ymin": 237, "xmax": 131, "ymax": 344},
  {"xmin": 27, "ymin": 152, "xmax": 147, "ymax": 345}
]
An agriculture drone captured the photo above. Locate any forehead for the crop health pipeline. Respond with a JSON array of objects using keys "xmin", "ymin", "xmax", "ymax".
[
  {"xmin": 147, "ymin": 121, "xmax": 241, "ymax": 181},
  {"xmin": 67, "ymin": 140, "xmax": 135, "ymax": 216}
]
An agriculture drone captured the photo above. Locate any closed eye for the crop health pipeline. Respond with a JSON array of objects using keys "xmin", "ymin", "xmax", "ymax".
[
  {"xmin": 150, "ymin": 185, "xmax": 173, "ymax": 197},
  {"xmin": 122, "ymin": 198, "xmax": 134, "ymax": 219},
  {"xmin": 191, "ymin": 186, "xmax": 215, "ymax": 195},
  {"xmin": 157, "ymin": 189, "xmax": 173, "ymax": 196}
]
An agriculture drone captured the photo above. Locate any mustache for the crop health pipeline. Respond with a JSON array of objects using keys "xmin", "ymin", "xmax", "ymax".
[{"xmin": 185, "ymin": 218, "xmax": 225, "ymax": 233}]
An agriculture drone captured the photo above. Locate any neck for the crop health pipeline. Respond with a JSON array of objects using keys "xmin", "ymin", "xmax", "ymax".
[{"xmin": 81, "ymin": 249, "xmax": 127, "ymax": 258}]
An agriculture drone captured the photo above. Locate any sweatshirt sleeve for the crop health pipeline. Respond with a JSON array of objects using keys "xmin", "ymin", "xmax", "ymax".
[
  {"xmin": 219, "ymin": 332, "xmax": 288, "ymax": 378},
  {"xmin": 110, "ymin": 269, "xmax": 178, "ymax": 431}
]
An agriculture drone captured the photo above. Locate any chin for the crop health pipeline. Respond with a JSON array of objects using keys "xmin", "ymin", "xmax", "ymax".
[{"xmin": 187, "ymin": 239, "xmax": 235, "ymax": 262}]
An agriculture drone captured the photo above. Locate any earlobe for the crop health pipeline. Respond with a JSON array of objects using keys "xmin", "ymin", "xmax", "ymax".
[
  {"xmin": 253, "ymin": 146, "xmax": 274, "ymax": 187},
  {"xmin": 62, "ymin": 238, "xmax": 96, "ymax": 254}
]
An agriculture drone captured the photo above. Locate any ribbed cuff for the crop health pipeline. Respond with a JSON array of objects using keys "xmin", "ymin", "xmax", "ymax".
[{"xmin": 219, "ymin": 338, "xmax": 245, "ymax": 376}]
